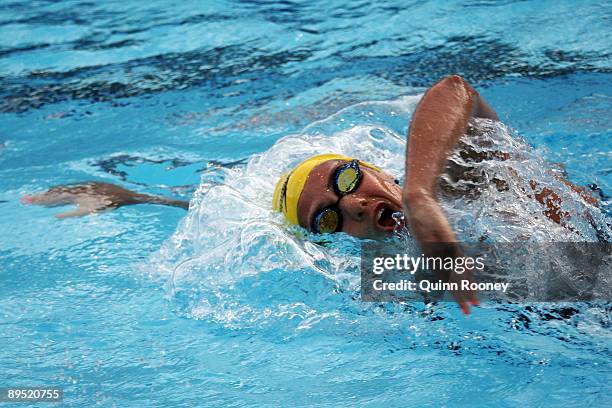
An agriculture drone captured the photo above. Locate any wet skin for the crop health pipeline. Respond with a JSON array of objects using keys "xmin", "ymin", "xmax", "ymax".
[
  {"xmin": 297, "ymin": 159, "xmax": 404, "ymax": 239},
  {"xmin": 22, "ymin": 182, "xmax": 188, "ymax": 217}
]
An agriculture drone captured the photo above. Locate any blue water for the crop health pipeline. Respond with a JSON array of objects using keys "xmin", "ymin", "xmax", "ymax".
[{"xmin": 1, "ymin": 1, "xmax": 611, "ymax": 406}]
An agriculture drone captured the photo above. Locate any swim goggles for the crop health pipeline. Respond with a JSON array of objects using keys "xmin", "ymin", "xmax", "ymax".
[{"xmin": 312, "ymin": 160, "xmax": 363, "ymax": 234}]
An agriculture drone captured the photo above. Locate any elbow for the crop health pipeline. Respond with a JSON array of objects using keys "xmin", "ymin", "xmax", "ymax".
[
  {"xmin": 420, "ymin": 75, "xmax": 472, "ymax": 106},
  {"xmin": 441, "ymin": 74, "xmax": 467, "ymax": 86},
  {"xmin": 432, "ymin": 75, "xmax": 478, "ymax": 108},
  {"xmin": 438, "ymin": 75, "xmax": 472, "ymax": 93}
]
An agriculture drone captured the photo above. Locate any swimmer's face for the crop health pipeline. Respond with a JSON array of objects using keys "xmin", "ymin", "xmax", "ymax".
[{"xmin": 297, "ymin": 159, "xmax": 404, "ymax": 239}]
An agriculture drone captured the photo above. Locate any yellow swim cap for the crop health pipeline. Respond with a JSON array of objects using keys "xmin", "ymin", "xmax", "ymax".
[{"xmin": 272, "ymin": 153, "xmax": 380, "ymax": 226}]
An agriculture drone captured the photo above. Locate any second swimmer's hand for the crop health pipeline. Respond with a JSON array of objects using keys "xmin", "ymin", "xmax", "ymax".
[{"xmin": 403, "ymin": 190, "xmax": 478, "ymax": 314}]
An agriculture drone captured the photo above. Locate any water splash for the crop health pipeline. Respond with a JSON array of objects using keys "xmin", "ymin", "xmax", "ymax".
[
  {"xmin": 150, "ymin": 95, "xmax": 610, "ymax": 341},
  {"xmin": 391, "ymin": 211, "xmax": 406, "ymax": 234}
]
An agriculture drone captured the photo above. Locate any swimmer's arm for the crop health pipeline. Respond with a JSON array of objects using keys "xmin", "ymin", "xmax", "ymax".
[
  {"xmin": 23, "ymin": 182, "xmax": 189, "ymax": 217},
  {"xmin": 404, "ymin": 75, "xmax": 498, "ymax": 197},
  {"xmin": 403, "ymin": 75, "xmax": 495, "ymax": 233},
  {"xmin": 403, "ymin": 75, "xmax": 492, "ymax": 312},
  {"xmin": 138, "ymin": 195, "xmax": 190, "ymax": 210}
]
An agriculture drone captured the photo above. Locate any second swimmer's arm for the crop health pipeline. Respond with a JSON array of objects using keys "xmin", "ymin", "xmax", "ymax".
[{"xmin": 402, "ymin": 75, "xmax": 496, "ymax": 313}]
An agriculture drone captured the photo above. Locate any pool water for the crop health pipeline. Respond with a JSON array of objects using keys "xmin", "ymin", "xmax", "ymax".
[{"xmin": 1, "ymin": 1, "xmax": 611, "ymax": 406}]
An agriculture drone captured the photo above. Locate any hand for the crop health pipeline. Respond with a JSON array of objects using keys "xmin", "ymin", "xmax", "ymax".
[{"xmin": 403, "ymin": 189, "xmax": 478, "ymax": 314}]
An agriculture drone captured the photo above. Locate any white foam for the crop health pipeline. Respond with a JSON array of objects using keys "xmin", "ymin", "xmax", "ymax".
[{"xmin": 150, "ymin": 95, "xmax": 610, "ymax": 327}]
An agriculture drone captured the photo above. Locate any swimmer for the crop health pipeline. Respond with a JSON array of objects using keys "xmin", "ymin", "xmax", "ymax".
[
  {"xmin": 24, "ymin": 76, "xmax": 599, "ymax": 312},
  {"xmin": 270, "ymin": 76, "xmax": 598, "ymax": 311}
]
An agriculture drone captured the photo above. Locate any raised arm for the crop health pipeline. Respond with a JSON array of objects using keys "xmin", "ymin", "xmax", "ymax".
[
  {"xmin": 405, "ymin": 75, "xmax": 497, "ymax": 200},
  {"xmin": 402, "ymin": 75, "xmax": 497, "ymax": 313}
]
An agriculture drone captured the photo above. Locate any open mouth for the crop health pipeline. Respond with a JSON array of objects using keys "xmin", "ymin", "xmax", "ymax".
[{"xmin": 376, "ymin": 204, "xmax": 400, "ymax": 229}]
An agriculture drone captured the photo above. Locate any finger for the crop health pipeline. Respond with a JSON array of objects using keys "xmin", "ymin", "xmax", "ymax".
[
  {"xmin": 450, "ymin": 287, "xmax": 471, "ymax": 315},
  {"xmin": 448, "ymin": 271, "xmax": 472, "ymax": 307},
  {"xmin": 458, "ymin": 278, "xmax": 477, "ymax": 307},
  {"xmin": 463, "ymin": 288, "xmax": 478, "ymax": 307},
  {"xmin": 470, "ymin": 288, "xmax": 479, "ymax": 306},
  {"xmin": 460, "ymin": 301, "xmax": 470, "ymax": 315},
  {"xmin": 466, "ymin": 271, "xmax": 479, "ymax": 306}
]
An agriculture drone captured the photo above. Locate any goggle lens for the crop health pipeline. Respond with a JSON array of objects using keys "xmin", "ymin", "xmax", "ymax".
[
  {"xmin": 313, "ymin": 208, "xmax": 340, "ymax": 234},
  {"xmin": 312, "ymin": 160, "xmax": 364, "ymax": 234},
  {"xmin": 335, "ymin": 161, "xmax": 361, "ymax": 194}
]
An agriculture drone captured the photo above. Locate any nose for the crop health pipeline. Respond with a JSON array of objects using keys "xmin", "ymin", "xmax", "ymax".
[{"xmin": 338, "ymin": 194, "xmax": 368, "ymax": 221}]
